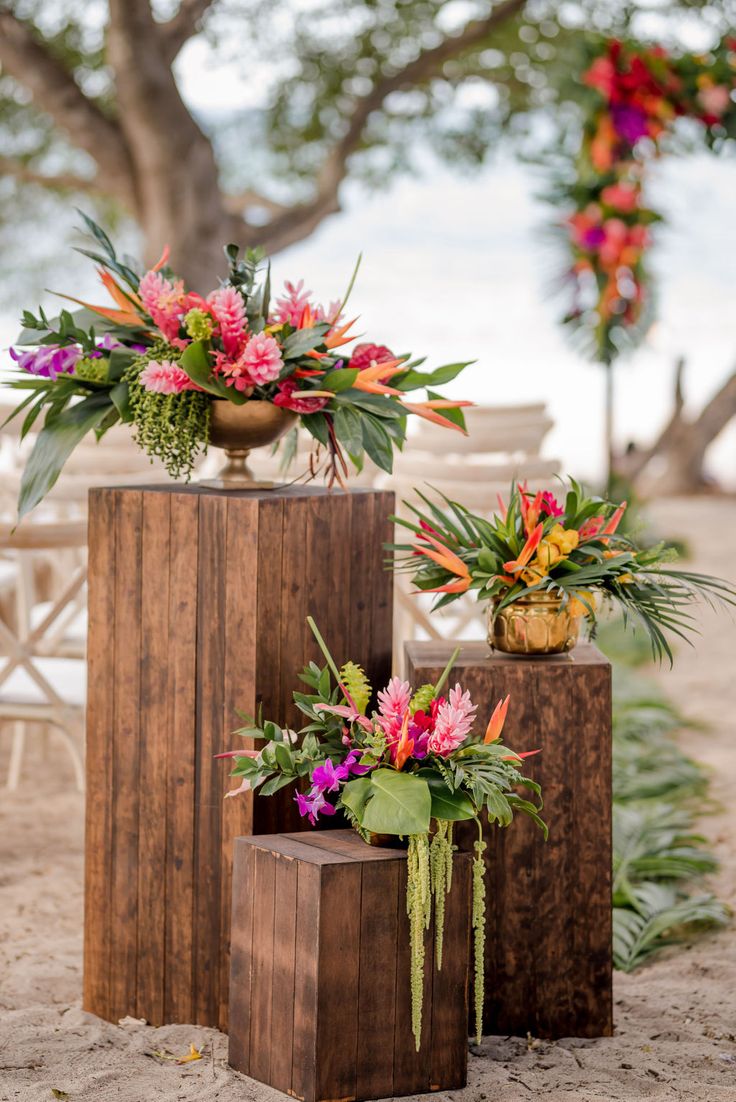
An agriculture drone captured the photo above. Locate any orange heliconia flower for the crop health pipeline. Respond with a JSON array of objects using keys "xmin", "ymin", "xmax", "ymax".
[
  {"xmin": 503, "ymin": 523, "xmax": 544, "ymax": 575},
  {"xmin": 412, "ymin": 532, "xmax": 472, "ymax": 594},
  {"xmin": 394, "ymin": 711, "xmax": 415, "ymax": 771},
  {"xmin": 484, "ymin": 695, "xmax": 510, "ymax": 744}
]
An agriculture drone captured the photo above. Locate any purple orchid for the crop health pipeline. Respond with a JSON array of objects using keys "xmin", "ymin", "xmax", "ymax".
[
  {"xmin": 611, "ymin": 105, "xmax": 649, "ymax": 145},
  {"xmin": 10, "ymin": 344, "xmax": 81, "ymax": 380},
  {"xmin": 294, "ymin": 789, "xmax": 337, "ymax": 826}
]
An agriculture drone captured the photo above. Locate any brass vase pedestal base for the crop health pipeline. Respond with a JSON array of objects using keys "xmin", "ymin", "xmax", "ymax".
[{"xmin": 199, "ymin": 448, "xmax": 281, "ymax": 491}]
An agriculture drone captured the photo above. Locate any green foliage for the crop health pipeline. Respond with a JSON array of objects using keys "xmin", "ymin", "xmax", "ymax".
[
  {"xmin": 611, "ymin": 667, "xmax": 730, "ymax": 970},
  {"xmin": 124, "ymin": 356, "xmax": 210, "ymax": 480}
]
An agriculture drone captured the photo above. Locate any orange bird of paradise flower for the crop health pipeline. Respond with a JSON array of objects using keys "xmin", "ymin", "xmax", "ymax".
[
  {"xmin": 484, "ymin": 695, "xmax": 510, "ymax": 743},
  {"xmin": 401, "ymin": 399, "xmax": 473, "ymax": 433},
  {"xmin": 412, "ymin": 532, "xmax": 472, "ymax": 594},
  {"xmin": 503, "ymin": 522, "xmax": 544, "ymax": 575}
]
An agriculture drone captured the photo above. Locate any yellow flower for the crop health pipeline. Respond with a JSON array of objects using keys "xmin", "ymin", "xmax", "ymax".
[
  {"xmin": 536, "ymin": 539, "xmax": 563, "ymax": 571},
  {"xmin": 618, "ymin": 573, "xmax": 634, "ymax": 585},
  {"xmin": 547, "ymin": 524, "xmax": 580, "ymax": 556},
  {"xmin": 521, "ymin": 563, "xmax": 547, "ymax": 586},
  {"xmin": 568, "ymin": 590, "xmax": 596, "ymax": 618}
]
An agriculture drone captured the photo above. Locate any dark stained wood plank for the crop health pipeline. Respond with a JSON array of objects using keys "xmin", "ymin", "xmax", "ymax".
[
  {"xmin": 219, "ymin": 496, "xmax": 259, "ymax": 1031},
  {"xmin": 136, "ymin": 491, "xmax": 171, "ymax": 1025},
  {"xmin": 108, "ymin": 489, "xmax": 143, "ymax": 1020},
  {"xmin": 406, "ymin": 640, "xmax": 613, "ymax": 1040},
  {"xmin": 291, "ymin": 859, "xmax": 320, "ymax": 1102},
  {"xmin": 430, "ymin": 852, "xmax": 471, "ymax": 1090},
  {"xmin": 248, "ymin": 844, "xmax": 277, "ymax": 1087},
  {"xmin": 228, "ymin": 839, "xmax": 256, "ymax": 1075},
  {"xmin": 315, "ymin": 862, "xmax": 361, "ymax": 1102},
  {"xmin": 269, "ymin": 851, "xmax": 299, "ymax": 1094},
  {"xmin": 192, "ymin": 493, "xmax": 228, "ymax": 1026},
  {"xmin": 367, "ymin": 491, "xmax": 394, "ymax": 691},
  {"xmin": 83, "ymin": 488, "xmax": 117, "ymax": 1019},
  {"xmin": 356, "ymin": 859, "xmax": 399, "ymax": 1100},
  {"xmin": 293, "ymin": 828, "xmax": 405, "ymax": 862},
  {"xmin": 164, "ymin": 492, "xmax": 199, "ymax": 1024}
]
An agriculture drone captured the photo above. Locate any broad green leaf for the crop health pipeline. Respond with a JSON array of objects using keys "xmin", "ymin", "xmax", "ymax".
[
  {"xmin": 109, "ymin": 382, "xmax": 132, "ymax": 422},
  {"xmin": 282, "ymin": 324, "xmax": 329, "ymax": 359},
  {"xmin": 395, "ymin": 361, "xmax": 473, "ymax": 392},
  {"xmin": 361, "ymin": 769, "xmax": 431, "ymax": 835},
  {"xmin": 108, "ymin": 348, "xmax": 137, "ymax": 382},
  {"xmin": 361, "ymin": 416, "xmax": 394, "ymax": 473},
  {"xmin": 340, "ymin": 776, "xmax": 373, "ymax": 824},
  {"xmin": 302, "ymin": 411, "xmax": 330, "ymax": 445},
  {"xmin": 333, "ymin": 406, "xmax": 363, "ymax": 456},
  {"xmin": 322, "ymin": 367, "xmax": 359, "ymax": 392},
  {"xmin": 18, "ymin": 393, "xmax": 114, "ymax": 519},
  {"xmin": 418, "ymin": 770, "xmax": 476, "ymax": 821},
  {"xmin": 179, "ymin": 340, "xmax": 245, "ymax": 404}
]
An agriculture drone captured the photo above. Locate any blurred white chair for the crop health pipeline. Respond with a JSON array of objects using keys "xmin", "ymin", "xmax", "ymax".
[
  {"xmin": 380, "ymin": 404, "xmax": 560, "ymax": 662},
  {"xmin": 0, "ymin": 520, "xmax": 87, "ymax": 790}
]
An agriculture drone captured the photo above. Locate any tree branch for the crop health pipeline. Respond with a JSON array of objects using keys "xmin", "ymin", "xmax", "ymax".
[
  {"xmin": 0, "ymin": 11, "xmax": 135, "ymax": 207},
  {"xmin": 255, "ymin": 0, "xmax": 527, "ymax": 254},
  {"xmin": 0, "ymin": 156, "xmax": 102, "ymax": 194},
  {"xmin": 160, "ymin": 0, "xmax": 215, "ymax": 64},
  {"xmin": 223, "ymin": 189, "xmax": 291, "ymax": 217}
]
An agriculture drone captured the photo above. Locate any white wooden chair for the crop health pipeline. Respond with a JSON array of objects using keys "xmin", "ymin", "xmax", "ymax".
[
  {"xmin": 379, "ymin": 404, "xmax": 560, "ymax": 666},
  {"xmin": 0, "ymin": 520, "xmax": 88, "ymax": 790}
]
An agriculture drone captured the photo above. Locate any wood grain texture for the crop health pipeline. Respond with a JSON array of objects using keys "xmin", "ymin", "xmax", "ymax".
[
  {"xmin": 84, "ymin": 486, "xmax": 395, "ymax": 1028},
  {"xmin": 229, "ymin": 831, "xmax": 471, "ymax": 1102},
  {"xmin": 83, "ymin": 488, "xmax": 116, "ymax": 1018},
  {"xmin": 405, "ymin": 640, "xmax": 613, "ymax": 1040},
  {"xmin": 108, "ymin": 490, "xmax": 143, "ymax": 1021}
]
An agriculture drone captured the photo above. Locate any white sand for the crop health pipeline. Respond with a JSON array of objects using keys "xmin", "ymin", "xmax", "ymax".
[{"xmin": 1, "ymin": 496, "xmax": 735, "ymax": 1102}]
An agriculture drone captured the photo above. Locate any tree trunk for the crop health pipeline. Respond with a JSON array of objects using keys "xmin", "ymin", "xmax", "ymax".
[{"xmin": 617, "ymin": 360, "xmax": 736, "ymax": 495}]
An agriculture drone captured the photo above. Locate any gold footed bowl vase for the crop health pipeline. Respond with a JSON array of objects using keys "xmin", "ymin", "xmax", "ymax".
[
  {"xmin": 488, "ymin": 592, "xmax": 581, "ymax": 656},
  {"xmin": 201, "ymin": 399, "xmax": 298, "ymax": 490}
]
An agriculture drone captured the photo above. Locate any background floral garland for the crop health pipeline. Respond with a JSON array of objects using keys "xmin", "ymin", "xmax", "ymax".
[{"xmin": 559, "ymin": 35, "xmax": 736, "ymax": 366}]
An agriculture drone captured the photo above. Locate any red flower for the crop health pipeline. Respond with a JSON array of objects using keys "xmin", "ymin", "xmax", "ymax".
[
  {"xmin": 349, "ymin": 342, "xmax": 396, "ymax": 371},
  {"xmin": 273, "ymin": 378, "xmax": 330, "ymax": 414}
]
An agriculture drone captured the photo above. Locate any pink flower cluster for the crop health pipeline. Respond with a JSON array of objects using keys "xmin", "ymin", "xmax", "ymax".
[
  {"xmin": 139, "ymin": 359, "xmax": 197, "ymax": 395},
  {"xmin": 376, "ymin": 677, "xmax": 477, "ymax": 761}
]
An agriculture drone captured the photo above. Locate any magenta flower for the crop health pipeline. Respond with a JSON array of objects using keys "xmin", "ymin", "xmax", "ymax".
[
  {"xmin": 295, "ymin": 789, "xmax": 337, "ymax": 825},
  {"xmin": 10, "ymin": 344, "xmax": 81, "ymax": 379},
  {"xmin": 428, "ymin": 684, "xmax": 477, "ymax": 756},
  {"xmin": 540, "ymin": 491, "xmax": 564, "ymax": 518},
  {"xmin": 611, "ymin": 105, "xmax": 649, "ymax": 144},
  {"xmin": 310, "ymin": 758, "xmax": 346, "ymax": 794}
]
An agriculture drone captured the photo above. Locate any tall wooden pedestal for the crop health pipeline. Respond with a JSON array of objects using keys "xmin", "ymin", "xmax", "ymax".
[
  {"xmin": 405, "ymin": 641, "xmax": 613, "ymax": 1039},
  {"xmin": 83, "ymin": 484, "xmax": 393, "ymax": 1031}
]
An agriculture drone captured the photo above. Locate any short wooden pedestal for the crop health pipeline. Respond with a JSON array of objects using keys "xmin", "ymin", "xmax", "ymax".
[
  {"xmin": 229, "ymin": 831, "xmax": 471, "ymax": 1102},
  {"xmin": 83, "ymin": 485, "xmax": 393, "ymax": 1031},
  {"xmin": 405, "ymin": 641, "xmax": 613, "ymax": 1039}
]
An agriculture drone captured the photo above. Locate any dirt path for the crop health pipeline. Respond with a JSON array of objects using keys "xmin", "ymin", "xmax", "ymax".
[{"xmin": 1, "ymin": 497, "xmax": 734, "ymax": 1101}]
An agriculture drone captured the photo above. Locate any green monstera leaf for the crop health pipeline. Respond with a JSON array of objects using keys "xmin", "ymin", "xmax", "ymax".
[{"xmin": 360, "ymin": 769, "xmax": 432, "ymax": 836}]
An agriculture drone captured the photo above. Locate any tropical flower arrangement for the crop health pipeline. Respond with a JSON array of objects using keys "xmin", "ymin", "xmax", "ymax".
[
  {"xmin": 5, "ymin": 215, "xmax": 471, "ymax": 519},
  {"xmin": 557, "ymin": 35, "xmax": 736, "ymax": 364},
  {"xmin": 390, "ymin": 481, "xmax": 736, "ymax": 662},
  {"xmin": 219, "ymin": 618, "xmax": 545, "ymax": 1049}
]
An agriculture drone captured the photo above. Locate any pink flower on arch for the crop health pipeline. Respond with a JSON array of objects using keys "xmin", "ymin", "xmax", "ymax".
[
  {"xmin": 428, "ymin": 684, "xmax": 477, "ymax": 757},
  {"xmin": 139, "ymin": 359, "xmax": 195, "ymax": 395}
]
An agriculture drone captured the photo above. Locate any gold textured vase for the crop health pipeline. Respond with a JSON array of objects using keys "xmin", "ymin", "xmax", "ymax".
[
  {"xmin": 201, "ymin": 400, "xmax": 298, "ymax": 490},
  {"xmin": 489, "ymin": 593, "xmax": 581, "ymax": 656}
]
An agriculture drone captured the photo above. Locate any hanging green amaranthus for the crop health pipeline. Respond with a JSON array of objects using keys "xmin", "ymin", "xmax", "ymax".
[
  {"xmin": 407, "ymin": 833, "xmax": 431, "ymax": 1050},
  {"xmin": 472, "ymin": 836, "xmax": 488, "ymax": 1046},
  {"xmin": 125, "ymin": 349, "xmax": 210, "ymax": 480}
]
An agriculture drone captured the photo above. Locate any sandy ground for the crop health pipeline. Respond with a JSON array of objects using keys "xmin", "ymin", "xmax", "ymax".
[{"xmin": 1, "ymin": 496, "xmax": 735, "ymax": 1102}]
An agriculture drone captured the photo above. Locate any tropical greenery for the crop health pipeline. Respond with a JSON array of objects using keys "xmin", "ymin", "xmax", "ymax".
[
  {"xmin": 390, "ymin": 480, "xmax": 736, "ymax": 663},
  {"xmin": 219, "ymin": 617, "xmax": 545, "ymax": 1049},
  {"xmin": 605, "ymin": 650, "xmax": 729, "ymax": 972},
  {"xmin": 3, "ymin": 216, "xmax": 470, "ymax": 518}
]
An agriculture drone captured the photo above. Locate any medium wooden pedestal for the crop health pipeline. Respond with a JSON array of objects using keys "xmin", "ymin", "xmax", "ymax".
[
  {"xmin": 405, "ymin": 640, "xmax": 613, "ymax": 1039},
  {"xmin": 83, "ymin": 484, "xmax": 393, "ymax": 1031},
  {"xmin": 229, "ymin": 831, "xmax": 471, "ymax": 1102}
]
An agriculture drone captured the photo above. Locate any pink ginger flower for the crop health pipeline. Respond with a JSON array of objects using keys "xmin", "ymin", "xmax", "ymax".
[
  {"xmin": 272, "ymin": 280, "xmax": 313, "ymax": 327},
  {"xmin": 376, "ymin": 677, "xmax": 412, "ymax": 742},
  {"xmin": 209, "ymin": 286, "xmax": 247, "ymax": 357},
  {"xmin": 241, "ymin": 332, "xmax": 283, "ymax": 385},
  {"xmin": 139, "ymin": 359, "xmax": 194, "ymax": 395},
  {"xmin": 428, "ymin": 684, "xmax": 477, "ymax": 757},
  {"xmin": 312, "ymin": 299, "xmax": 343, "ymax": 327},
  {"xmin": 139, "ymin": 270, "xmax": 187, "ymax": 343}
]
